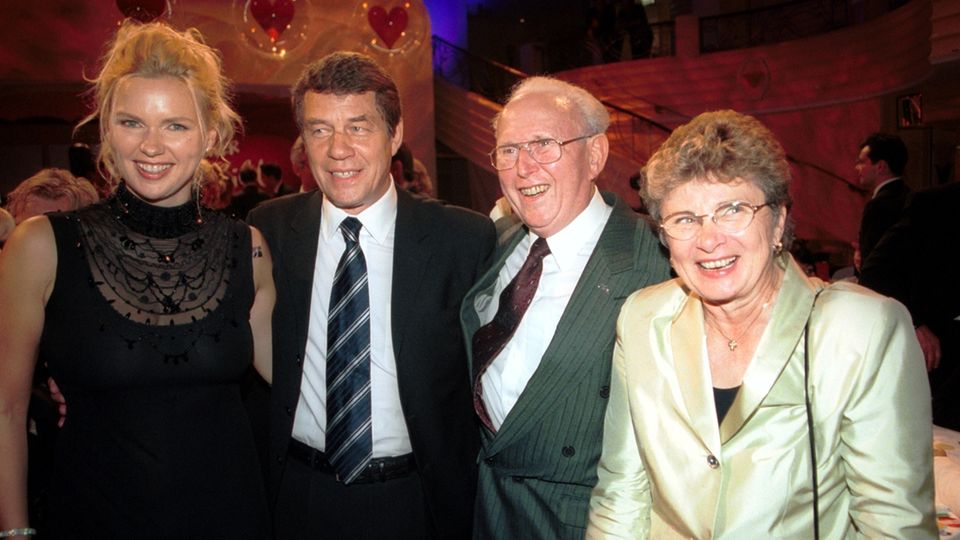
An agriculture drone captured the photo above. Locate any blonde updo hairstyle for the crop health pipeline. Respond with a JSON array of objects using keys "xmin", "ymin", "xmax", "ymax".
[
  {"xmin": 78, "ymin": 20, "xmax": 241, "ymax": 187},
  {"xmin": 640, "ymin": 109, "xmax": 794, "ymax": 247}
]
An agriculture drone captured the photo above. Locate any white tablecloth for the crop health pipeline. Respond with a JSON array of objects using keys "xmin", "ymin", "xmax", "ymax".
[{"xmin": 934, "ymin": 425, "xmax": 960, "ymax": 538}]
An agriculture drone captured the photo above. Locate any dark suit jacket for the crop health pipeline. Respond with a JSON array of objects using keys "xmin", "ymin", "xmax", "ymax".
[
  {"xmin": 860, "ymin": 181, "xmax": 960, "ymax": 428},
  {"xmin": 858, "ymin": 178, "xmax": 910, "ymax": 264},
  {"xmin": 460, "ymin": 192, "xmax": 671, "ymax": 539},
  {"xmin": 248, "ymin": 188, "xmax": 495, "ymax": 538}
]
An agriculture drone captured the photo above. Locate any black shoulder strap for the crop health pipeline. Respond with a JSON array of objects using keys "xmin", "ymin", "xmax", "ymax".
[{"xmin": 804, "ymin": 287, "xmax": 826, "ymax": 540}]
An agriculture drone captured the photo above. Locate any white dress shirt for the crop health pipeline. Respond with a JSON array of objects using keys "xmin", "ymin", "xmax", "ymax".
[
  {"xmin": 292, "ymin": 182, "xmax": 412, "ymax": 457},
  {"xmin": 476, "ymin": 189, "xmax": 612, "ymax": 429}
]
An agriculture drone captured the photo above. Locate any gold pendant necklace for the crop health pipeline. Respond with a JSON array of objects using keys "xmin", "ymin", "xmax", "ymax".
[{"xmin": 705, "ymin": 302, "xmax": 770, "ymax": 352}]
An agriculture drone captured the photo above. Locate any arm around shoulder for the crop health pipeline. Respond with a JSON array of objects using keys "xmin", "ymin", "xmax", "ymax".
[
  {"xmin": 587, "ymin": 308, "xmax": 652, "ymax": 539},
  {"xmin": 248, "ymin": 225, "xmax": 274, "ymax": 385},
  {"xmin": 0, "ymin": 217, "xmax": 57, "ymax": 529}
]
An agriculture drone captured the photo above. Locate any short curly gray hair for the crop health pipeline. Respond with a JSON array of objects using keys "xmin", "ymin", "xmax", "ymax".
[{"xmin": 641, "ymin": 110, "xmax": 793, "ymax": 246}]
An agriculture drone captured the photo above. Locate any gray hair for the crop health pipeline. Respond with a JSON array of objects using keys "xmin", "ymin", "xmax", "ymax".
[{"xmin": 493, "ymin": 76, "xmax": 609, "ymax": 136}]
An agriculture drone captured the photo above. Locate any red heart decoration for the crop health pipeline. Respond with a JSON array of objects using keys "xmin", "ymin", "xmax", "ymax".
[
  {"xmin": 741, "ymin": 70, "xmax": 766, "ymax": 88},
  {"xmin": 250, "ymin": 0, "xmax": 295, "ymax": 43},
  {"xmin": 116, "ymin": 0, "xmax": 166, "ymax": 22},
  {"xmin": 367, "ymin": 5, "xmax": 408, "ymax": 49}
]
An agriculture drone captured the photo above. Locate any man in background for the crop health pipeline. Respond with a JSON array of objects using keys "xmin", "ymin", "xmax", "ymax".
[
  {"xmin": 860, "ymin": 181, "xmax": 960, "ymax": 429},
  {"xmin": 855, "ymin": 132, "xmax": 910, "ymax": 266}
]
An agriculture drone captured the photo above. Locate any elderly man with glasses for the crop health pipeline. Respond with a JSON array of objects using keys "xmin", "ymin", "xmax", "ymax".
[{"xmin": 460, "ymin": 76, "xmax": 671, "ymax": 539}]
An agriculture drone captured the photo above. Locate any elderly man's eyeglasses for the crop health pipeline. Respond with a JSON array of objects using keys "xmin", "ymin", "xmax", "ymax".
[
  {"xmin": 488, "ymin": 135, "xmax": 593, "ymax": 171},
  {"xmin": 659, "ymin": 201, "xmax": 774, "ymax": 241}
]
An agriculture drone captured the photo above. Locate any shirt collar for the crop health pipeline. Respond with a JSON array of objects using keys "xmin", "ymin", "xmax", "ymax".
[
  {"xmin": 530, "ymin": 188, "xmax": 610, "ymax": 271},
  {"xmin": 872, "ymin": 176, "xmax": 901, "ymax": 199},
  {"xmin": 320, "ymin": 179, "xmax": 398, "ymax": 245}
]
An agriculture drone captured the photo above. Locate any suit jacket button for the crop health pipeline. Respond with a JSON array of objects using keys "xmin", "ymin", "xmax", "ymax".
[
  {"xmin": 484, "ymin": 457, "xmax": 494, "ymax": 464},
  {"xmin": 276, "ymin": 454, "xmax": 284, "ymax": 464},
  {"xmin": 706, "ymin": 454, "xmax": 719, "ymax": 469},
  {"xmin": 285, "ymin": 406, "xmax": 293, "ymax": 416},
  {"xmin": 599, "ymin": 385, "xmax": 610, "ymax": 399},
  {"xmin": 295, "ymin": 355, "xmax": 302, "ymax": 365},
  {"xmin": 562, "ymin": 446, "xmax": 575, "ymax": 457}
]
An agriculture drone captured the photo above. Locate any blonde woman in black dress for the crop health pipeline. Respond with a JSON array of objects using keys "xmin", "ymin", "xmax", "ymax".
[{"xmin": 0, "ymin": 21, "xmax": 274, "ymax": 538}]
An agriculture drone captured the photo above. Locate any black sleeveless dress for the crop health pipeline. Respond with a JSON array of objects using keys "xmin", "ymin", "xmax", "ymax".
[{"xmin": 39, "ymin": 184, "xmax": 269, "ymax": 539}]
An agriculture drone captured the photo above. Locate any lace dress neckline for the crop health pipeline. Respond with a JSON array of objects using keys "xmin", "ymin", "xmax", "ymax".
[{"xmin": 74, "ymin": 182, "xmax": 238, "ymax": 327}]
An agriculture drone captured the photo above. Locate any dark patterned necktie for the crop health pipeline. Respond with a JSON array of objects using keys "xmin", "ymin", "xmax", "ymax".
[
  {"xmin": 326, "ymin": 217, "xmax": 372, "ymax": 483},
  {"xmin": 471, "ymin": 236, "xmax": 551, "ymax": 431}
]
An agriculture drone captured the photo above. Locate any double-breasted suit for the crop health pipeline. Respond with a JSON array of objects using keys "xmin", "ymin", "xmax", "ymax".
[
  {"xmin": 248, "ymin": 188, "xmax": 495, "ymax": 538},
  {"xmin": 460, "ymin": 192, "xmax": 670, "ymax": 539}
]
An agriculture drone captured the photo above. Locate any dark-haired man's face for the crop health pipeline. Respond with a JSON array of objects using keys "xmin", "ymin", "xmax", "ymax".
[
  {"xmin": 301, "ymin": 91, "xmax": 402, "ymax": 214},
  {"xmin": 855, "ymin": 145, "xmax": 887, "ymax": 191}
]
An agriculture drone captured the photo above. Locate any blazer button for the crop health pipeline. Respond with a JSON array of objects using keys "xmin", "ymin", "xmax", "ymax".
[
  {"xmin": 599, "ymin": 385, "xmax": 610, "ymax": 399},
  {"xmin": 276, "ymin": 454, "xmax": 284, "ymax": 464},
  {"xmin": 295, "ymin": 355, "xmax": 302, "ymax": 366},
  {"xmin": 706, "ymin": 454, "xmax": 719, "ymax": 469},
  {"xmin": 285, "ymin": 406, "xmax": 293, "ymax": 416},
  {"xmin": 562, "ymin": 446, "xmax": 576, "ymax": 457},
  {"xmin": 484, "ymin": 456, "xmax": 494, "ymax": 464}
]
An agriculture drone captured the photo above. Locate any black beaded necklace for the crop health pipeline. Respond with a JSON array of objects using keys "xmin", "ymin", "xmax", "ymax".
[{"xmin": 111, "ymin": 180, "xmax": 204, "ymax": 239}]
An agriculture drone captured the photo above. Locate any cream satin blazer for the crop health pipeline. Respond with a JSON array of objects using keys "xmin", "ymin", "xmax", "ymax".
[{"xmin": 587, "ymin": 255, "xmax": 936, "ymax": 539}]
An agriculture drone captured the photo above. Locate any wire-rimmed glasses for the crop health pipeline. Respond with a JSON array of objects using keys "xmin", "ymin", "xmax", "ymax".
[
  {"xmin": 488, "ymin": 135, "xmax": 594, "ymax": 171},
  {"xmin": 659, "ymin": 201, "xmax": 774, "ymax": 241}
]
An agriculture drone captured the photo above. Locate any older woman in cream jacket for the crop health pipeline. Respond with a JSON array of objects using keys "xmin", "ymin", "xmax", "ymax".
[{"xmin": 587, "ymin": 111, "xmax": 936, "ymax": 539}]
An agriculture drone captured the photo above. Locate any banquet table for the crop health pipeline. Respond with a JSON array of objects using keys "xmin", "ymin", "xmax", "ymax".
[{"xmin": 934, "ymin": 424, "xmax": 960, "ymax": 538}]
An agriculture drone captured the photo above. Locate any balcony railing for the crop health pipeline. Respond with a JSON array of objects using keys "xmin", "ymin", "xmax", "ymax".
[
  {"xmin": 700, "ymin": 0, "xmax": 905, "ymax": 53},
  {"xmin": 432, "ymin": 35, "xmax": 856, "ymax": 190},
  {"xmin": 432, "ymin": 35, "xmax": 672, "ymax": 165}
]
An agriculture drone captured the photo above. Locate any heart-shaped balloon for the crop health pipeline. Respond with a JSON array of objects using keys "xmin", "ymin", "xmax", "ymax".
[
  {"xmin": 367, "ymin": 5, "xmax": 408, "ymax": 49},
  {"xmin": 250, "ymin": 0, "xmax": 295, "ymax": 43},
  {"xmin": 116, "ymin": 0, "xmax": 166, "ymax": 22}
]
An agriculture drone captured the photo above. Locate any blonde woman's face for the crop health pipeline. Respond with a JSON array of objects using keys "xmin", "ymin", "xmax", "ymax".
[{"xmin": 106, "ymin": 76, "xmax": 215, "ymax": 207}]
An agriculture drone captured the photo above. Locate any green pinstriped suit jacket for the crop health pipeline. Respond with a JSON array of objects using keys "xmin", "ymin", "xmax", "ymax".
[{"xmin": 460, "ymin": 192, "xmax": 671, "ymax": 539}]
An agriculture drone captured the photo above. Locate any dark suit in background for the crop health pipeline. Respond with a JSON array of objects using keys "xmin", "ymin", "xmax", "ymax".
[
  {"xmin": 860, "ymin": 182, "xmax": 960, "ymax": 429},
  {"xmin": 249, "ymin": 188, "xmax": 494, "ymax": 537},
  {"xmin": 858, "ymin": 178, "xmax": 910, "ymax": 265},
  {"xmin": 461, "ymin": 193, "xmax": 670, "ymax": 538},
  {"xmin": 230, "ymin": 184, "xmax": 270, "ymax": 220}
]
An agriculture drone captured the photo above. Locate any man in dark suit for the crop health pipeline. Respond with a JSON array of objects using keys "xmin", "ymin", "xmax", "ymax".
[
  {"xmin": 860, "ymin": 181, "xmax": 960, "ymax": 429},
  {"xmin": 460, "ymin": 76, "xmax": 670, "ymax": 538},
  {"xmin": 248, "ymin": 52, "xmax": 494, "ymax": 539},
  {"xmin": 856, "ymin": 132, "xmax": 910, "ymax": 266}
]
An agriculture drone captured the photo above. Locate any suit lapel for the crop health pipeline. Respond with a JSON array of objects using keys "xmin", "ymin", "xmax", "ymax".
[
  {"xmin": 489, "ymin": 197, "xmax": 641, "ymax": 449},
  {"xmin": 460, "ymin": 222, "xmax": 525, "ymax": 379},
  {"xmin": 288, "ymin": 192, "xmax": 323, "ymax": 359},
  {"xmin": 671, "ymin": 295, "xmax": 723, "ymax": 454},
  {"xmin": 391, "ymin": 190, "xmax": 434, "ymax": 360},
  {"xmin": 720, "ymin": 256, "xmax": 818, "ymax": 442}
]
